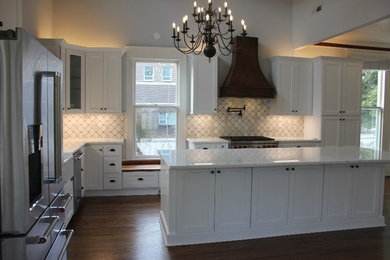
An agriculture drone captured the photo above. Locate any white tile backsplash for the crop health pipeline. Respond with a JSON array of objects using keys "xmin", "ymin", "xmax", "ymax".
[
  {"xmin": 186, "ymin": 98, "xmax": 304, "ymax": 138},
  {"xmin": 63, "ymin": 113, "xmax": 126, "ymax": 139}
]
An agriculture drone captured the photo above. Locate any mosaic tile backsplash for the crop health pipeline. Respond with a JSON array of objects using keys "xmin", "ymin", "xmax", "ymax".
[
  {"xmin": 63, "ymin": 113, "xmax": 126, "ymax": 139},
  {"xmin": 186, "ymin": 98, "xmax": 304, "ymax": 138}
]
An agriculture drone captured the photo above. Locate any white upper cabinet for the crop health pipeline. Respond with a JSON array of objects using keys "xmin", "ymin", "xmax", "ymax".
[
  {"xmin": 187, "ymin": 54, "xmax": 218, "ymax": 114},
  {"xmin": 271, "ymin": 57, "xmax": 313, "ymax": 115},
  {"xmin": 86, "ymin": 50, "xmax": 124, "ymax": 113},
  {"xmin": 314, "ymin": 57, "xmax": 362, "ymax": 116}
]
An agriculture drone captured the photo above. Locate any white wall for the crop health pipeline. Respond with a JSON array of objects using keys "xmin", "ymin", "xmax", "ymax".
[
  {"xmin": 22, "ymin": 0, "xmax": 54, "ymax": 37},
  {"xmin": 52, "ymin": 0, "xmax": 293, "ymax": 85},
  {"xmin": 0, "ymin": 0, "xmax": 22, "ymax": 30},
  {"xmin": 292, "ymin": 0, "xmax": 390, "ymax": 48}
]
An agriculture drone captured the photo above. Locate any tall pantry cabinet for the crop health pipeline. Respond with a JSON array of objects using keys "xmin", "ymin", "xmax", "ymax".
[{"xmin": 304, "ymin": 57, "xmax": 363, "ymax": 146}]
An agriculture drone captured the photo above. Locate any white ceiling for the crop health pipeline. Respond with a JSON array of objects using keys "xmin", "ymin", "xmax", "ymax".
[{"xmin": 323, "ymin": 17, "xmax": 390, "ymax": 48}]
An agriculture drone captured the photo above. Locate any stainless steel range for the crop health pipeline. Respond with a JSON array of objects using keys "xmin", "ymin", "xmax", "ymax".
[{"xmin": 220, "ymin": 136, "xmax": 279, "ymax": 149}]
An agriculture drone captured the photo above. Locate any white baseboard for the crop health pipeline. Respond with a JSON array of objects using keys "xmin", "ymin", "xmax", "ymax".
[{"xmin": 84, "ymin": 188, "xmax": 160, "ymax": 197}]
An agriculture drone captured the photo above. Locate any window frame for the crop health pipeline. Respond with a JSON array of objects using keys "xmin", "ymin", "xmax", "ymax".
[
  {"xmin": 360, "ymin": 70, "xmax": 385, "ymax": 151},
  {"xmin": 134, "ymin": 60, "xmax": 179, "ymax": 158}
]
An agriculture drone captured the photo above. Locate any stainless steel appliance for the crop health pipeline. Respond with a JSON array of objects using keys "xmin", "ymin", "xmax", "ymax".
[
  {"xmin": 220, "ymin": 136, "xmax": 279, "ymax": 149},
  {"xmin": 0, "ymin": 28, "xmax": 73, "ymax": 260},
  {"xmin": 73, "ymin": 150, "xmax": 85, "ymax": 213}
]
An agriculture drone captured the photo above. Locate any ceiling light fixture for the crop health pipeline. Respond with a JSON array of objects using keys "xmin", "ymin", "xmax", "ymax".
[{"xmin": 171, "ymin": 0, "xmax": 247, "ymax": 60}]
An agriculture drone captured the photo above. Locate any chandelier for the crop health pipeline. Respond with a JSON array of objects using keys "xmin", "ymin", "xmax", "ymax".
[{"xmin": 171, "ymin": 0, "xmax": 247, "ymax": 59}]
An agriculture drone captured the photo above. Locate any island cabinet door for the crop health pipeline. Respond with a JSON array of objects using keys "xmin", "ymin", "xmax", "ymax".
[
  {"xmin": 322, "ymin": 165, "xmax": 354, "ymax": 222},
  {"xmin": 288, "ymin": 165, "xmax": 323, "ymax": 225},
  {"xmin": 251, "ymin": 167, "xmax": 289, "ymax": 228},
  {"xmin": 176, "ymin": 169, "xmax": 216, "ymax": 234},
  {"xmin": 351, "ymin": 164, "xmax": 383, "ymax": 219},
  {"xmin": 215, "ymin": 168, "xmax": 252, "ymax": 231}
]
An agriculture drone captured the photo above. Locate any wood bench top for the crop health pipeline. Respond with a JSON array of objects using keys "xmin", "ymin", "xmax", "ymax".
[{"xmin": 122, "ymin": 159, "xmax": 161, "ymax": 172}]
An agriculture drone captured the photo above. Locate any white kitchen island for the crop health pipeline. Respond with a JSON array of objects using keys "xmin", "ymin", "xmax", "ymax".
[{"xmin": 159, "ymin": 146, "xmax": 390, "ymax": 246}]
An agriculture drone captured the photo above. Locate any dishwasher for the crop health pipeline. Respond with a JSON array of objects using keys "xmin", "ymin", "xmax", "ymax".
[{"xmin": 73, "ymin": 150, "xmax": 85, "ymax": 213}]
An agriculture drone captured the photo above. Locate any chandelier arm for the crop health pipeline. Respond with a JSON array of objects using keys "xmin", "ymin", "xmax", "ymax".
[{"xmin": 215, "ymin": 35, "xmax": 233, "ymax": 56}]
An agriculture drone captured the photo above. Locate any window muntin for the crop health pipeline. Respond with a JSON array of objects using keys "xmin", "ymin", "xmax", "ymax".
[{"xmin": 135, "ymin": 61, "xmax": 178, "ymax": 157}]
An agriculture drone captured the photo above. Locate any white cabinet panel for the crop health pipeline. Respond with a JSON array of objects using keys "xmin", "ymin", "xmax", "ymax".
[
  {"xmin": 84, "ymin": 145, "xmax": 103, "ymax": 190},
  {"xmin": 322, "ymin": 116, "xmax": 360, "ymax": 147},
  {"xmin": 288, "ymin": 166, "xmax": 323, "ymax": 225},
  {"xmin": 86, "ymin": 52, "xmax": 104, "ymax": 112},
  {"xmin": 86, "ymin": 50, "xmax": 123, "ymax": 113},
  {"xmin": 252, "ymin": 167, "xmax": 289, "ymax": 228},
  {"xmin": 103, "ymin": 174, "xmax": 122, "ymax": 189},
  {"xmin": 122, "ymin": 171, "xmax": 159, "ymax": 189},
  {"xmin": 103, "ymin": 53, "xmax": 122, "ymax": 112},
  {"xmin": 176, "ymin": 169, "xmax": 215, "ymax": 234},
  {"xmin": 341, "ymin": 116, "xmax": 361, "ymax": 146},
  {"xmin": 342, "ymin": 62, "xmax": 362, "ymax": 116},
  {"xmin": 215, "ymin": 168, "xmax": 252, "ymax": 231},
  {"xmin": 271, "ymin": 57, "xmax": 313, "ymax": 115},
  {"xmin": 188, "ymin": 55, "xmax": 217, "ymax": 114},
  {"xmin": 322, "ymin": 165, "xmax": 353, "ymax": 222},
  {"xmin": 351, "ymin": 164, "xmax": 382, "ymax": 219},
  {"xmin": 322, "ymin": 62, "xmax": 342, "ymax": 115},
  {"xmin": 103, "ymin": 157, "xmax": 122, "ymax": 173}
]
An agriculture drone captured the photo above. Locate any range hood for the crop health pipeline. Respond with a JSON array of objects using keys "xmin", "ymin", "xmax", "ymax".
[{"xmin": 219, "ymin": 36, "xmax": 275, "ymax": 98}]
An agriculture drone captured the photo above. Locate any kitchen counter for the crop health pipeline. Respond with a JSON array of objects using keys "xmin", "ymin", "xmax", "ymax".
[
  {"xmin": 160, "ymin": 146, "xmax": 390, "ymax": 169},
  {"xmin": 63, "ymin": 138, "xmax": 124, "ymax": 162},
  {"xmin": 159, "ymin": 146, "xmax": 389, "ymax": 246}
]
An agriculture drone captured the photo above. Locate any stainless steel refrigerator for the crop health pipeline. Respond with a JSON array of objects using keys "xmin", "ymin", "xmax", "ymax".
[{"xmin": 0, "ymin": 28, "xmax": 73, "ymax": 260}]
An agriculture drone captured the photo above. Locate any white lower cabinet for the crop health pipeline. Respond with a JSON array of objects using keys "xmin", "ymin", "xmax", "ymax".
[
  {"xmin": 84, "ymin": 144, "xmax": 122, "ymax": 191},
  {"xmin": 176, "ymin": 168, "xmax": 252, "ymax": 234},
  {"xmin": 122, "ymin": 171, "xmax": 159, "ymax": 189},
  {"xmin": 322, "ymin": 116, "xmax": 361, "ymax": 146},
  {"xmin": 252, "ymin": 165, "xmax": 323, "ymax": 228},
  {"xmin": 252, "ymin": 167, "xmax": 289, "ymax": 228},
  {"xmin": 323, "ymin": 164, "xmax": 382, "ymax": 222}
]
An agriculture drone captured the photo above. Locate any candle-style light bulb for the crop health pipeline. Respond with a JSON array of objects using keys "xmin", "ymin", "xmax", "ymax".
[
  {"xmin": 228, "ymin": 9, "xmax": 232, "ymax": 15},
  {"xmin": 230, "ymin": 15, "xmax": 233, "ymax": 21},
  {"xmin": 224, "ymin": 2, "xmax": 228, "ymax": 8},
  {"xmin": 193, "ymin": 1, "xmax": 197, "ymax": 15},
  {"xmin": 172, "ymin": 22, "xmax": 176, "ymax": 37},
  {"xmin": 244, "ymin": 25, "xmax": 247, "ymax": 30},
  {"xmin": 172, "ymin": 22, "xmax": 176, "ymax": 28},
  {"xmin": 208, "ymin": 0, "xmax": 211, "ymax": 4},
  {"xmin": 197, "ymin": 7, "xmax": 201, "ymax": 13},
  {"xmin": 241, "ymin": 19, "xmax": 245, "ymax": 26},
  {"xmin": 194, "ymin": 1, "xmax": 197, "ymax": 7},
  {"xmin": 206, "ymin": 14, "xmax": 210, "ymax": 21},
  {"xmin": 218, "ymin": 7, "xmax": 221, "ymax": 12},
  {"xmin": 177, "ymin": 26, "xmax": 180, "ymax": 32}
]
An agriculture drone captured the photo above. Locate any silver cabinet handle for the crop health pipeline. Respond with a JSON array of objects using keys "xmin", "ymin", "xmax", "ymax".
[
  {"xmin": 58, "ymin": 230, "xmax": 74, "ymax": 260},
  {"xmin": 26, "ymin": 216, "xmax": 59, "ymax": 244},
  {"xmin": 51, "ymin": 193, "xmax": 73, "ymax": 212}
]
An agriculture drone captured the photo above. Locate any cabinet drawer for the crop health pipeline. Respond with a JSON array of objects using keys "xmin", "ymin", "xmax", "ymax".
[
  {"xmin": 123, "ymin": 172, "xmax": 159, "ymax": 189},
  {"xmin": 103, "ymin": 157, "xmax": 122, "ymax": 173},
  {"xmin": 104, "ymin": 174, "xmax": 122, "ymax": 189},
  {"xmin": 103, "ymin": 145, "xmax": 122, "ymax": 156}
]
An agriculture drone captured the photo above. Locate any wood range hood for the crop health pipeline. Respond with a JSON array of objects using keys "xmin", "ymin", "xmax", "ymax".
[{"xmin": 219, "ymin": 36, "xmax": 275, "ymax": 98}]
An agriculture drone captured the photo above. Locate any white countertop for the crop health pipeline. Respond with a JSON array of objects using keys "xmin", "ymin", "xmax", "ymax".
[
  {"xmin": 63, "ymin": 138, "xmax": 124, "ymax": 162},
  {"xmin": 160, "ymin": 146, "xmax": 390, "ymax": 169}
]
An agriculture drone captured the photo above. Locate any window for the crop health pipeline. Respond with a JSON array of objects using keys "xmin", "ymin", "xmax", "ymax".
[
  {"xmin": 135, "ymin": 61, "xmax": 178, "ymax": 157},
  {"xmin": 159, "ymin": 112, "xmax": 176, "ymax": 125},
  {"xmin": 144, "ymin": 66, "xmax": 154, "ymax": 81},
  {"xmin": 360, "ymin": 70, "xmax": 385, "ymax": 150},
  {"xmin": 162, "ymin": 66, "xmax": 172, "ymax": 81}
]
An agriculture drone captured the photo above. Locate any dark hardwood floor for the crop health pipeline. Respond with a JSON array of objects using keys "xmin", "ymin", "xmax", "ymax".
[{"xmin": 67, "ymin": 177, "xmax": 390, "ymax": 260}]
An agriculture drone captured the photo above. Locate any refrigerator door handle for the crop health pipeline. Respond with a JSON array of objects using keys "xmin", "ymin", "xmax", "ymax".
[{"xmin": 39, "ymin": 71, "xmax": 63, "ymax": 183}]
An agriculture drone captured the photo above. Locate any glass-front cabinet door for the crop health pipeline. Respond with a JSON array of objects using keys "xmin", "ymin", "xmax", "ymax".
[{"xmin": 65, "ymin": 48, "xmax": 85, "ymax": 112}]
